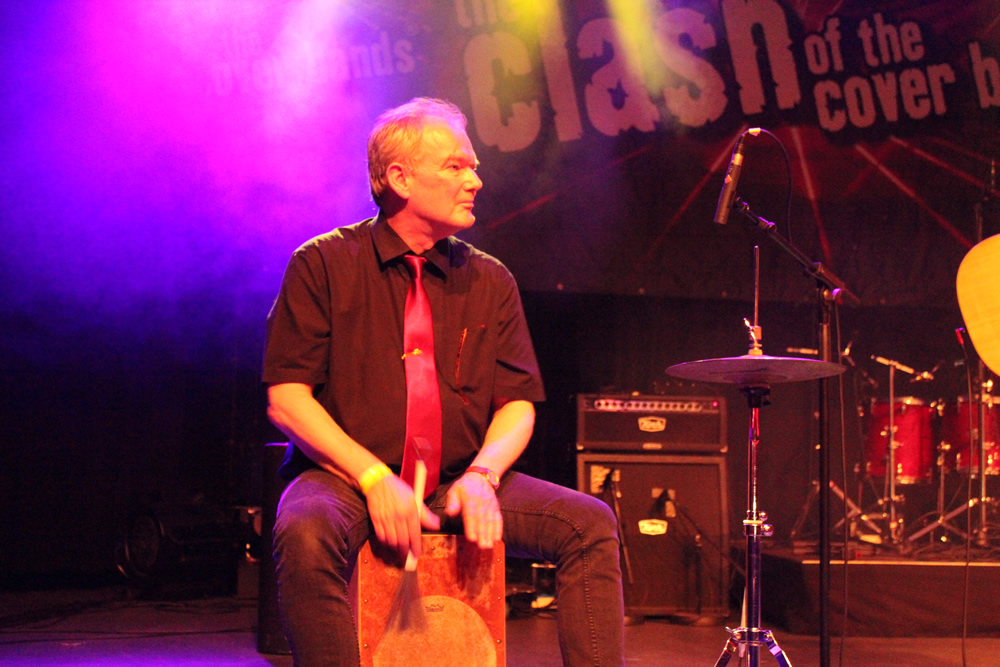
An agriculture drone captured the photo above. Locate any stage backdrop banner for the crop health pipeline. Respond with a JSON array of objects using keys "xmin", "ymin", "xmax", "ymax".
[{"xmin": 2, "ymin": 0, "xmax": 999, "ymax": 324}]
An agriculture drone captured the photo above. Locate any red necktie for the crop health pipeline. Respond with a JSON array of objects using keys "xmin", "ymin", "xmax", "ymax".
[{"xmin": 399, "ymin": 255, "xmax": 442, "ymax": 496}]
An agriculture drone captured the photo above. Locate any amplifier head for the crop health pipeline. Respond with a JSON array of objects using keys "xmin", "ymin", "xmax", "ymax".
[{"xmin": 576, "ymin": 393, "xmax": 727, "ymax": 453}]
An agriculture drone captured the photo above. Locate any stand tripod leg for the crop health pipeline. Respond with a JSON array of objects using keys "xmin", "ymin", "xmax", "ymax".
[
  {"xmin": 905, "ymin": 443, "xmax": 971, "ymax": 545},
  {"xmin": 762, "ymin": 630, "xmax": 794, "ymax": 667},
  {"xmin": 791, "ymin": 478, "xmax": 883, "ymax": 541},
  {"xmin": 789, "ymin": 481, "xmax": 819, "ymax": 541},
  {"xmin": 713, "ymin": 632, "xmax": 741, "ymax": 667},
  {"xmin": 829, "ymin": 480, "xmax": 884, "ymax": 539},
  {"xmin": 907, "ymin": 498, "xmax": 976, "ymax": 543},
  {"xmin": 714, "ymin": 627, "xmax": 794, "ymax": 667}
]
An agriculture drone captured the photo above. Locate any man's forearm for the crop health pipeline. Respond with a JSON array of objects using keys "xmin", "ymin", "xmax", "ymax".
[
  {"xmin": 267, "ymin": 382, "xmax": 383, "ymax": 484},
  {"xmin": 468, "ymin": 399, "xmax": 535, "ymax": 477}
]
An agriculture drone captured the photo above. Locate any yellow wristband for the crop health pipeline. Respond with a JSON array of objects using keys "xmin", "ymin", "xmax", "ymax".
[{"xmin": 358, "ymin": 463, "xmax": 393, "ymax": 495}]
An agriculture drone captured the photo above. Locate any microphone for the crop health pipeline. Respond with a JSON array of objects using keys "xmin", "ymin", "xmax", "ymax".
[
  {"xmin": 655, "ymin": 488, "xmax": 677, "ymax": 518},
  {"xmin": 603, "ymin": 468, "xmax": 622, "ymax": 498},
  {"xmin": 714, "ymin": 129, "xmax": 760, "ymax": 225}
]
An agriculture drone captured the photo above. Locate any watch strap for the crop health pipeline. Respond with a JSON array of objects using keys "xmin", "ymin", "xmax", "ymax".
[{"xmin": 466, "ymin": 465, "xmax": 499, "ymax": 490}]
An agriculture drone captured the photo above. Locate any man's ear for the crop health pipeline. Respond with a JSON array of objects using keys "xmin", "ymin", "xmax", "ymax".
[{"xmin": 385, "ymin": 163, "xmax": 409, "ymax": 200}]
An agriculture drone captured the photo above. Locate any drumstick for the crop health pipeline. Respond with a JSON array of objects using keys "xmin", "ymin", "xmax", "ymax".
[{"xmin": 404, "ymin": 460, "xmax": 426, "ymax": 572}]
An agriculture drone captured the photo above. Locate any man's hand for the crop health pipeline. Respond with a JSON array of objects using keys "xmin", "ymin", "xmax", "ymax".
[
  {"xmin": 365, "ymin": 475, "xmax": 440, "ymax": 561},
  {"xmin": 445, "ymin": 472, "xmax": 502, "ymax": 548}
]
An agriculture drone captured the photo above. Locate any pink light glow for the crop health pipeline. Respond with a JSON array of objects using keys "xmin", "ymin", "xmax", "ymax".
[{"xmin": 79, "ymin": 0, "xmax": 378, "ymax": 226}]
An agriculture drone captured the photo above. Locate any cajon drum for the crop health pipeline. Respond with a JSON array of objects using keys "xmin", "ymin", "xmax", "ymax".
[{"xmin": 348, "ymin": 534, "xmax": 506, "ymax": 667}]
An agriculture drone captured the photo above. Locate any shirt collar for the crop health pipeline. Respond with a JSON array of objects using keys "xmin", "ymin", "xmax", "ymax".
[{"xmin": 371, "ymin": 214, "xmax": 450, "ymax": 276}]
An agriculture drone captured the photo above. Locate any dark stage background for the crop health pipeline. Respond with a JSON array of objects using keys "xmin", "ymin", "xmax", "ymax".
[{"xmin": 2, "ymin": 0, "xmax": 998, "ymax": 585}]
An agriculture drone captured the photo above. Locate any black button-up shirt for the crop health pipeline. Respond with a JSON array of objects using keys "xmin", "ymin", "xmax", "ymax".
[{"xmin": 263, "ymin": 216, "xmax": 546, "ymax": 481}]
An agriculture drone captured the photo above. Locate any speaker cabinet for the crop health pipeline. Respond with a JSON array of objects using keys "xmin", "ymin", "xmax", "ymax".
[{"xmin": 577, "ymin": 453, "xmax": 730, "ymax": 617}]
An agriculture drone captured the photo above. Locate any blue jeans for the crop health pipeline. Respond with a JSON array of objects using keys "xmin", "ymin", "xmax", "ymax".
[{"xmin": 273, "ymin": 469, "xmax": 625, "ymax": 666}]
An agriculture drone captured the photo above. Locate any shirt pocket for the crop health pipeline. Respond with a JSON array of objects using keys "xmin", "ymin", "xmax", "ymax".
[{"xmin": 452, "ymin": 323, "xmax": 490, "ymax": 405}]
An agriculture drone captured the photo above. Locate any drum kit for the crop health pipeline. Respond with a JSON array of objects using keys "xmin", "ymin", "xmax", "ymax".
[{"xmin": 859, "ymin": 371, "xmax": 998, "ymax": 547}]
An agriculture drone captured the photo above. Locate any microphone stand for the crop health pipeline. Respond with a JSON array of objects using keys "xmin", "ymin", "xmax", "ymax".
[
  {"xmin": 666, "ymin": 491, "xmax": 747, "ymax": 625},
  {"xmin": 731, "ymin": 198, "xmax": 860, "ymax": 667},
  {"xmin": 603, "ymin": 469, "xmax": 641, "ymax": 624},
  {"xmin": 605, "ymin": 470, "xmax": 636, "ymax": 587}
]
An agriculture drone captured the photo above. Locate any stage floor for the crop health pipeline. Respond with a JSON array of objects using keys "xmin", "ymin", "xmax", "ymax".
[
  {"xmin": 1, "ymin": 586, "xmax": 999, "ymax": 666},
  {"xmin": 759, "ymin": 541, "xmax": 1000, "ymax": 638}
]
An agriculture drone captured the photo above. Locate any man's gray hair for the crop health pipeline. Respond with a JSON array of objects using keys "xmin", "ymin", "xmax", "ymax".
[{"xmin": 367, "ymin": 97, "xmax": 468, "ymax": 205}]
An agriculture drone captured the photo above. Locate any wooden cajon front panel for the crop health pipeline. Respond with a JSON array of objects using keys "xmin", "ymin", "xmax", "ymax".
[{"xmin": 349, "ymin": 535, "xmax": 505, "ymax": 667}]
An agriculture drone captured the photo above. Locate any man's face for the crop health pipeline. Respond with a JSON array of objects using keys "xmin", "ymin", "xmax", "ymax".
[{"xmin": 404, "ymin": 121, "xmax": 483, "ymax": 236}]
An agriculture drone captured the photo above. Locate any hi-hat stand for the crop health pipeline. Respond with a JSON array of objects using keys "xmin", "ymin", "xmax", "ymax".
[{"xmin": 667, "ymin": 248, "xmax": 845, "ymax": 667}]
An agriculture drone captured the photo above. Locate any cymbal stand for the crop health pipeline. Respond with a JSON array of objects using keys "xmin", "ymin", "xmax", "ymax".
[
  {"xmin": 907, "ymin": 496, "xmax": 974, "ymax": 545},
  {"xmin": 972, "ymin": 161, "xmax": 995, "ymax": 547},
  {"xmin": 830, "ymin": 479, "xmax": 884, "ymax": 542},
  {"xmin": 790, "ymin": 347, "xmax": 883, "ymax": 545},
  {"xmin": 869, "ymin": 356, "xmax": 916, "ymax": 544},
  {"xmin": 971, "ymin": 385, "xmax": 994, "ymax": 548},
  {"xmin": 957, "ymin": 327, "xmax": 996, "ymax": 547}
]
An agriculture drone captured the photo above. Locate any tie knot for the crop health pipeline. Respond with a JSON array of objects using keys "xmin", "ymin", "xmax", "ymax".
[{"xmin": 403, "ymin": 254, "xmax": 426, "ymax": 281}]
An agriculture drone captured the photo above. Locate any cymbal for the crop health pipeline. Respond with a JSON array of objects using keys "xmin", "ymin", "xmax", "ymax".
[{"xmin": 666, "ymin": 354, "xmax": 846, "ymax": 385}]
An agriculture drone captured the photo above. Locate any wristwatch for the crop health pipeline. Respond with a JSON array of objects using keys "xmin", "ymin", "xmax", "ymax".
[{"xmin": 466, "ymin": 466, "xmax": 500, "ymax": 490}]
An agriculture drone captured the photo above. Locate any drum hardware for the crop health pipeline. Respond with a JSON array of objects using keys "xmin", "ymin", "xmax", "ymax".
[
  {"xmin": 866, "ymin": 356, "xmax": 927, "ymax": 544},
  {"xmin": 790, "ymin": 476, "xmax": 884, "ymax": 545},
  {"xmin": 955, "ymin": 328, "xmax": 996, "ymax": 548},
  {"xmin": 667, "ymin": 246, "xmax": 846, "ymax": 667},
  {"xmin": 903, "ymin": 435, "xmax": 968, "ymax": 547},
  {"xmin": 907, "ymin": 355, "xmax": 1000, "ymax": 547},
  {"xmin": 790, "ymin": 343, "xmax": 882, "ymax": 545},
  {"xmin": 906, "ymin": 485, "xmax": 972, "ymax": 546},
  {"xmin": 957, "ymin": 172, "xmax": 999, "ymax": 545},
  {"xmin": 667, "ymin": 347, "xmax": 844, "ymax": 667}
]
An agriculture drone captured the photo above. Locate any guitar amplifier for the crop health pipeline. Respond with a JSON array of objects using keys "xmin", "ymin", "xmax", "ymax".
[{"xmin": 576, "ymin": 394, "xmax": 727, "ymax": 453}]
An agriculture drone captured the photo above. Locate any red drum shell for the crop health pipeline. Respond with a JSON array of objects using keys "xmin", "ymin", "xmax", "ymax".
[
  {"xmin": 940, "ymin": 395, "xmax": 999, "ymax": 475},
  {"xmin": 864, "ymin": 398, "xmax": 934, "ymax": 484}
]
